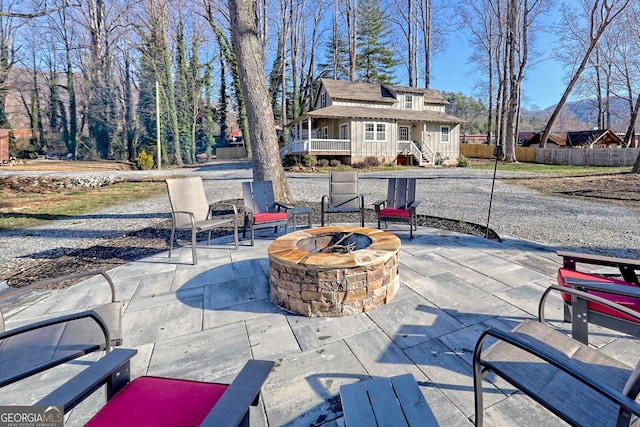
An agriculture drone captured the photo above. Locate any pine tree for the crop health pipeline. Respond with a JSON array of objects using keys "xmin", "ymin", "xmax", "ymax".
[
  {"xmin": 356, "ymin": 0, "xmax": 398, "ymax": 84},
  {"xmin": 174, "ymin": 22, "xmax": 193, "ymax": 163}
]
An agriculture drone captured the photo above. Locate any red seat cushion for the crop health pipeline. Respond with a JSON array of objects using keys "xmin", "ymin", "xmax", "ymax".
[
  {"xmin": 86, "ymin": 376, "xmax": 228, "ymax": 426},
  {"xmin": 252, "ymin": 212, "xmax": 287, "ymax": 223},
  {"xmin": 557, "ymin": 268, "xmax": 640, "ymax": 322},
  {"xmin": 379, "ymin": 208, "xmax": 411, "ymax": 218}
]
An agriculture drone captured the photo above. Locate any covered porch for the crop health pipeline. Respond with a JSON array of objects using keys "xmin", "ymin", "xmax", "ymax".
[{"xmin": 282, "ymin": 111, "xmax": 442, "ymax": 166}]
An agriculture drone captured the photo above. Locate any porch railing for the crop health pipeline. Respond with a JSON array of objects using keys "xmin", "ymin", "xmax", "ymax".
[
  {"xmin": 280, "ymin": 139, "xmax": 351, "ymax": 157},
  {"xmin": 397, "ymin": 141, "xmax": 434, "ymax": 166}
]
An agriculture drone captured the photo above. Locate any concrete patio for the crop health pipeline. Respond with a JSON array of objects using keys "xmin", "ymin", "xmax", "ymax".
[{"xmin": 1, "ymin": 223, "xmax": 639, "ymax": 426}]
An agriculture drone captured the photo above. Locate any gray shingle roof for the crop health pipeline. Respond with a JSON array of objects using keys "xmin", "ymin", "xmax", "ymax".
[
  {"xmin": 321, "ymin": 79, "xmax": 397, "ymax": 104},
  {"xmin": 320, "ymin": 79, "xmax": 448, "ymax": 105}
]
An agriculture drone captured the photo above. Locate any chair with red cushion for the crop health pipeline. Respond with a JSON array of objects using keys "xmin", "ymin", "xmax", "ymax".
[
  {"xmin": 36, "ymin": 348, "xmax": 274, "ymax": 427},
  {"xmin": 556, "ymin": 250, "xmax": 640, "ymax": 344},
  {"xmin": 242, "ymin": 180, "xmax": 292, "ymax": 245},
  {"xmin": 373, "ymin": 178, "xmax": 420, "ymax": 239}
]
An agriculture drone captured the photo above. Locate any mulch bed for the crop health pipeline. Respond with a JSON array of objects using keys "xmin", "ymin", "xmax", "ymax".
[{"xmin": 3, "ymin": 200, "xmax": 498, "ymax": 289}]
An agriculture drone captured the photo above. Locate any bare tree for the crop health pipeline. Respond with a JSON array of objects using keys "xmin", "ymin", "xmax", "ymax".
[
  {"xmin": 539, "ymin": 0, "xmax": 630, "ymax": 148},
  {"xmin": 345, "ymin": 0, "xmax": 357, "ymax": 81},
  {"xmin": 228, "ymin": 0, "xmax": 292, "ymax": 202}
]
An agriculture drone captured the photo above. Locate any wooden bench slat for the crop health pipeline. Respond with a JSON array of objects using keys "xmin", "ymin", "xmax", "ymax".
[
  {"xmin": 340, "ymin": 381, "xmax": 377, "ymax": 427},
  {"xmin": 391, "ymin": 374, "xmax": 438, "ymax": 426},
  {"xmin": 366, "ymin": 378, "xmax": 410, "ymax": 427}
]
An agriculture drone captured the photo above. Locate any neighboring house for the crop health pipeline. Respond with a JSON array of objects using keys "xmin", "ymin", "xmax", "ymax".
[
  {"xmin": 460, "ymin": 131, "xmax": 536, "ymax": 145},
  {"xmin": 523, "ymin": 130, "xmax": 624, "ymax": 148},
  {"xmin": 283, "ymin": 79, "xmax": 464, "ymax": 166}
]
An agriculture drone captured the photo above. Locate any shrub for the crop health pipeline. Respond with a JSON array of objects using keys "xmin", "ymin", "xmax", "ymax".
[
  {"xmin": 136, "ymin": 149, "xmax": 155, "ymax": 170},
  {"xmin": 317, "ymin": 158, "xmax": 329, "ymax": 167},
  {"xmin": 362, "ymin": 156, "xmax": 380, "ymax": 168},
  {"xmin": 457, "ymin": 155, "xmax": 470, "ymax": 168},
  {"xmin": 302, "ymin": 154, "xmax": 318, "ymax": 167},
  {"xmin": 329, "ymin": 159, "xmax": 341, "ymax": 167},
  {"xmin": 282, "ymin": 155, "xmax": 298, "ymax": 167}
]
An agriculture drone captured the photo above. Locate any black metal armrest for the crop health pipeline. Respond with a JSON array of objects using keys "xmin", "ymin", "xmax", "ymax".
[
  {"xmin": 36, "ymin": 348, "xmax": 137, "ymax": 412},
  {"xmin": 408, "ymin": 201, "xmax": 421, "ymax": 209},
  {"xmin": 373, "ymin": 200, "xmax": 385, "ymax": 209},
  {"xmin": 473, "ymin": 326, "xmax": 640, "ymax": 418},
  {"xmin": 201, "ymin": 359, "xmax": 274, "ymax": 427},
  {"xmin": 538, "ymin": 285, "xmax": 640, "ymax": 324},
  {"xmin": 564, "ymin": 278, "xmax": 640, "ymax": 298},
  {"xmin": 0, "ymin": 309, "xmax": 110, "ymax": 347},
  {"xmin": 0, "ymin": 310, "xmax": 112, "ymax": 388},
  {"xmin": 0, "ymin": 270, "xmax": 116, "ymax": 304}
]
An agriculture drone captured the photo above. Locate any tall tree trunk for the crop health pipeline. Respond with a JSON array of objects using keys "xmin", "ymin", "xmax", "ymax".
[
  {"xmin": 540, "ymin": 0, "xmax": 630, "ymax": 147},
  {"xmin": 229, "ymin": 0, "xmax": 293, "ymax": 202},
  {"xmin": 346, "ymin": 0, "xmax": 357, "ymax": 81}
]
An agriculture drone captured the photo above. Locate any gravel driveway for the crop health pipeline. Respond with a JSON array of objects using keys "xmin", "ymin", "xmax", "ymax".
[{"xmin": 1, "ymin": 161, "xmax": 638, "ymax": 279}]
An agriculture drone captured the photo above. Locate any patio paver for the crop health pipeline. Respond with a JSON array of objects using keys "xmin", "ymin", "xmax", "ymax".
[{"xmin": 1, "ymin": 223, "xmax": 638, "ymax": 426}]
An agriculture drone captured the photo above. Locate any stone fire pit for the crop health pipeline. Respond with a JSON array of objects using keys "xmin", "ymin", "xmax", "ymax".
[{"xmin": 268, "ymin": 226, "xmax": 401, "ymax": 317}]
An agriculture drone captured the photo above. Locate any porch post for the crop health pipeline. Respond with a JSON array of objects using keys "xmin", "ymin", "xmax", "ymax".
[{"xmin": 307, "ymin": 117, "xmax": 312, "ymax": 152}]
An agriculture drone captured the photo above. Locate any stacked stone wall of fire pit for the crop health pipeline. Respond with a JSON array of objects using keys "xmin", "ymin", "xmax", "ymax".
[{"xmin": 268, "ymin": 226, "xmax": 401, "ymax": 317}]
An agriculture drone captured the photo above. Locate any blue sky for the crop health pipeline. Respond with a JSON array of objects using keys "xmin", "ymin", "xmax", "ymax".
[
  {"xmin": 427, "ymin": 14, "xmax": 568, "ymax": 111},
  {"xmin": 429, "ymin": 44, "xmax": 567, "ymax": 110}
]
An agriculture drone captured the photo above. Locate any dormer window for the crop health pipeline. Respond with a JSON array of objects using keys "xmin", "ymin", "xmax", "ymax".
[
  {"xmin": 404, "ymin": 94, "xmax": 413, "ymax": 110},
  {"xmin": 320, "ymin": 91, "xmax": 327, "ymax": 108}
]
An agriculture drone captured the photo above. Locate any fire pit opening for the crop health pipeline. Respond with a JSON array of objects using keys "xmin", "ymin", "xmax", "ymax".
[
  {"xmin": 297, "ymin": 232, "xmax": 372, "ymax": 254},
  {"xmin": 268, "ymin": 226, "xmax": 401, "ymax": 317}
]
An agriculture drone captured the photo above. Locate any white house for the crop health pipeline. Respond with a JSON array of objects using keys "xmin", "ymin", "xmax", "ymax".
[{"xmin": 282, "ymin": 79, "xmax": 464, "ymax": 166}]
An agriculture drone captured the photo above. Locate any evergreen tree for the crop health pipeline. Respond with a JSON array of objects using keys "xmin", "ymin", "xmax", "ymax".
[
  {"xmin": 174, "ymin": 21, "xmax": 193, "ymax": 163},
  {"xmin": 443, "ymin": 91, "xmax": 488, "ymax": 135},
  {"xmin": 356, "ymin": 0, "xmax": 398, "ymax": 84},
  {"xmin": 318, "ymin": 32, "xmax": 350, "ymax": 80}
]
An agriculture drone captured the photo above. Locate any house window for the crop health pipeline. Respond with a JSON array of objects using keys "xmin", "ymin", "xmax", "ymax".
[
  {"xmin": 399, "ymin": 126, "xmax": 410, "ymax": 141},
  {"xmin": 405, "ymin": 94, "xmax": 413, "ymax": 110},
  {"xmin": 365, "ymin": 122, "xmax": 386, "ymax": 141},
  {"xmin": 339, "ymin": 124, "xmax": 349, "ymax": 139},
  {"xmin": 318, "ymin": 127, "xmax": 328, "ymax": 139},
  {"xmin": 320, "ymin": 91, "xmax": 327, "ymax": 108},
  {"xmin": 441, "ymin": 126, "xmax": 450, "ymax": 143}
]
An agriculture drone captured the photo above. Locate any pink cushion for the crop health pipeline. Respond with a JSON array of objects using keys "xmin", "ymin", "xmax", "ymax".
[
  {"xmin": 379, "ymin": 208, "xmax": 411, "ymax": 218},
  {"xmin": 557, "ymin": 268, "xmax": 640, "ymax": 322},
  {"xmin": 253, "ymin": 212, "xmax": 287, "ymax": 223},
  {"xmin": 86, "ymin": 376, "xmax": 228, "ymax": 426}
]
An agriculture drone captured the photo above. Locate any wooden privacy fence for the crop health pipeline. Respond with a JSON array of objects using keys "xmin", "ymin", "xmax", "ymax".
[
  {"xmin": 460, "ymin": 143, "xmax": 639, "ymax": 166},
  {"xmin": 215, "ymin": 146, "xmax": 247, "ymax": 160}
]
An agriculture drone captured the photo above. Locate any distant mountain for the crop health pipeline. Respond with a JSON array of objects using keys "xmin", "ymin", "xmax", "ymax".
[{"xmin": 521, "ymin": 96, "xmax": 635, "ymax": 133}]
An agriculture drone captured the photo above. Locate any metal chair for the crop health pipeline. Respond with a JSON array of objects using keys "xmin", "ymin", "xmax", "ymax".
[
  {"xmin": 166, "ymin": 177, "xmax": 239, "ymax": 264},
  {"xmin": 474, "ymin": 285, "xmax": 640, "ymax": 426},
  {"xmin": 241, "ymin": 180, "xmax": 291, "ymax": 246},
  {"xmin": 320, "ymin": 171, "xmax": 365, "ymax": 227},
  {"xmin": 35, "ymin": 348, "xmax": 273, "ymax": 427}
]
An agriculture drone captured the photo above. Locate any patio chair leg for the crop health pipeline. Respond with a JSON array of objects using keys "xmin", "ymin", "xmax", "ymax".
[
  {"xmin": 168, "ymin": 225, "xmax": 176, "ymax": 258},
  {"xmin": 233, "ymin": 223, "xmax": 239, "ymax": 250},
  {"xmin": 191, "ymin": 225, "xmax": 198, "ymax": 265}
]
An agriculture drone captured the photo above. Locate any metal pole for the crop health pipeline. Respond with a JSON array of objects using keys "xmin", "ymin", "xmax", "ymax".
[{"xmin": 485, "ymin": 145, "xmax": 503, "ymax": 239}]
